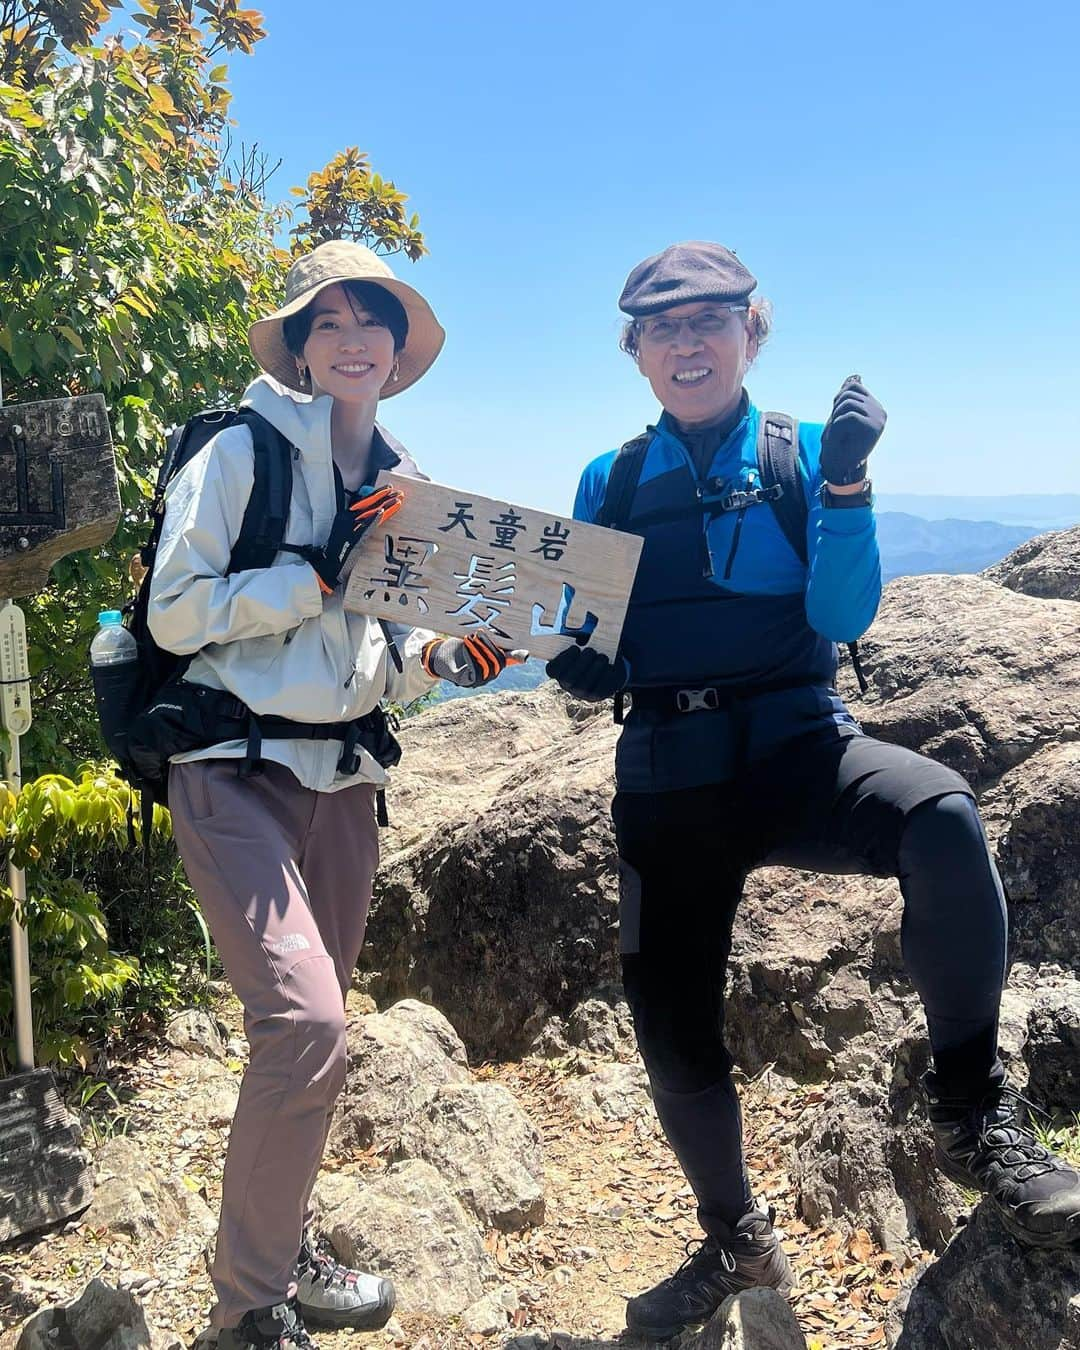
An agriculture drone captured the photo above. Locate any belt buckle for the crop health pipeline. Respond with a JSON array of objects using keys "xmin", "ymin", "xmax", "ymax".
[{"xmin": 675, "ymin": 687, "xmax": 720, "ymax": 713}]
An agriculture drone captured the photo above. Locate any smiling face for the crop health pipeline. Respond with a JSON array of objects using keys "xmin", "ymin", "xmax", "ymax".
[
  {"xmin": 634, "ymin": 301, "xmax": 758, "ymax": 427},
  {"xmin": 300, "ymin": 283, "xmax": 398, "ymax": 404}
]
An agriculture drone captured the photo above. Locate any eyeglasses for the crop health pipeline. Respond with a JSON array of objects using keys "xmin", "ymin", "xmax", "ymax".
[{"xmin": 637, "ymin": 306, "xmax": 748, "ymax": 345}]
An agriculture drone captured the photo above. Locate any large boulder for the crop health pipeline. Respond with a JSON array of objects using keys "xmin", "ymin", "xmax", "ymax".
[
  {"xmin": 1024, "ymin": 977, "xmax": 1080, "ymax": 1111},
  {"xmin": 328, "ymin": 999, "xmax": 470, "ymax": 1155},
  {"xmin": 362, "ymin": 687, "xmax": 621, "ymax": 1060},
  {"xmin": 310, "ymin": 1160, "xmax": 495, "ymax": 1316},
  {"xmin": 888, "ymin": 1203, "xmax": 1080, "ymax": 1349},
  {"xmin": 792, "ymin": 1050, "xmax": 964, "ymax": 1256},
  {"xmin": 844, "ymin": 573, "xmax": 1080, "ymax": 788},
  {"xmin": 983, "ymin": 743, "xmax": 1080, "ymax": 968},
  {"xmin": 983, "ymin": 525, "xmax": 1080, "ymax": 601},
  {"xmin": 395, "ymin": 1080, "xmax": 545, "ymax": 1231}
]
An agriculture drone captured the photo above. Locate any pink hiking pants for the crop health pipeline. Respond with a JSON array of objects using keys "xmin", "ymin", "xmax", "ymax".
[{"xmin": 169, "ymin": 759, "xmax": 379, "ymax": 1329}]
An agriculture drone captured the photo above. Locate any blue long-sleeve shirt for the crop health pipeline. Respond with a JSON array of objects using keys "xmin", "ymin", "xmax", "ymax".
[{"xmin": 573, "ymin": 400, "xmax": 881, "ymax": 790}]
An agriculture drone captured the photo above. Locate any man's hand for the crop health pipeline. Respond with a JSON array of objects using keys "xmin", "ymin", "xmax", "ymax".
[
  {"xmin": 820, "ymin": 375, "xmax": 887, "ymax": 486},
  {"xmin": 310, "ymin": 485, "xmax": 403, "ymax": 594},
  {"xmin": 421, "ymin": 633, "xmax": 519, "ymax": 687},
  {"xmin": 546, "ymin": 640, "xmax": 629, "ymax": 701}
]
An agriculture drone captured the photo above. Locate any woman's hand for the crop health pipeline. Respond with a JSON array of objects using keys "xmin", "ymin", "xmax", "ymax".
[
  {"xmin": 310, "ymin": 485, "xmax": 404, "ymax": 594},
  {"xmin": 421, "ymin": 633, "xmax": 520, "ymax": 687}
]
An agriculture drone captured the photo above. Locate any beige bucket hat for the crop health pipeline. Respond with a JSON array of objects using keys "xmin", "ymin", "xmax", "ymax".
[{"xmin": 248, "ymin": 240, "xmax": 445, "ymax": 397}]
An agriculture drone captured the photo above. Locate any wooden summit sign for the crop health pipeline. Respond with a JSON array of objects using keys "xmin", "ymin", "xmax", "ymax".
[
  {"xmin": 0, "ymin": 395, "xmax": 119, "ymax": 598},
  {"xmin": 343, "ymin": 474, "xmax": 642, "ymax": 661}
]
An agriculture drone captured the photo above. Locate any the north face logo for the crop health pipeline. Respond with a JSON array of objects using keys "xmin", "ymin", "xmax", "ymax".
[{"xmin": 270, "ymin": 933, "xmax": 311, "ymax": 956}]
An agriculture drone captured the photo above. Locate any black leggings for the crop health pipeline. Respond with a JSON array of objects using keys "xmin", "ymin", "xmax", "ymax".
[{"xmin": 614, "ymin": 731, "xmax": 1007, "ymax": 1232}]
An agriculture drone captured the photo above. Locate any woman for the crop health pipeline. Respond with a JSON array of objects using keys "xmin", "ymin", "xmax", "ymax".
[{"xmin": 149, "ymin": 241, "xmax": 510, "ymax": 1350}]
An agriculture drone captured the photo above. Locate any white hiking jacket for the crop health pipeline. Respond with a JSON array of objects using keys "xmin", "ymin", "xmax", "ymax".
[{"xmin": 148, "ymin": 375, "xmax": 436, "ymax": 791}]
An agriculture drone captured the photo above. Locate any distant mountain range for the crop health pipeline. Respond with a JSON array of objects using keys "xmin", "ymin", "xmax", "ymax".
[
  {"xmin": 874, "ymin": 494, "xmax": 1080, "ymax": 530},
  {"xmin": 875, "ymin": 512, "xmax": 1041, "ymax": 583},
  {"xmin": 429, "ymin": 496, "xmax": 1078, "ymax": 703}
]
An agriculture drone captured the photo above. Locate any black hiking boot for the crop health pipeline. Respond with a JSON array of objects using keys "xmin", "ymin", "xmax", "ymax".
[
  {"xmin": 217, "ymin": 1300, "xmax": 316, "ymax": 1350},
  {"xmin": 625, "ymin": 1208, "xmax": 794, "ymax": 1340},
  {"xmin": 295, "ymin": 1231, "xmax": 395, "ymax": 1330},
  {"xmin": 925, "ymin": 1071, "xmax": 1080, "ymax": 1248}
]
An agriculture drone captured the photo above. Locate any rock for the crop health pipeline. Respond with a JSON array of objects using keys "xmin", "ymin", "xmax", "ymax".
[
  {"xmin": 564, "ymin": 989, "xmax": 637, "ymax": 1061},
  {"xmin": 461, "ymin": 1291, "xmax": 510, "ymax": 1336},
  {"xmin": 559, "ymin": 1063, "xmax": 653, "ymax": 1124},
  {"xmin": 82, "ymin": 1137, "xmax": 185, "ymax": 1243},
  {"xmin": 888, "ymin": 1202, "xmax": 1080, "ymax": 1349},
  {"xmin": 184, "ymin": 1073, "xmax": 239, "ymax": 1129},
  {"xmin": 12, "ymin": 1278, "xmax": 177, "ymax": 1350},
  {"xmin": 530, "ymin": 1015, "xmax": 570, "ymax": 1058},
  {"xmin": 725, "ymin": 869, "xmax": 913, "ymax": 1080},
  {"xmin": 164, "ymin": 1009, "xmax": 225, "ymax": 1060},
  {"xmin": 987, "ymin": 743, "xmax": 1080, "ymax": 968},
  {"xmin": 177, "ymin": 1186, "xmax": 218, "ymax": 1239},
  {"xmin": 846, "ymin": 574, "xmax": 1080, "ymax": 788},
  {"xmin": 359, "ymin": 685, "xmax": 622, "ymax": 1061},
  {"xmin": 983, "ymin": 526, "xmax": 1080, "ymax": 601},
  {"xmin": 1025, "ymin": 978, "xmax": 1080, "ymax": 1111},
  {"xmin": 328, "ymin": 1000, "xmax": 470, "ymax": 1155},
  {"xmin": 396, "ymin": 1081, "xmax": 544, "ymax": 1231},
  {"xmin": 793, "ymin": 1058, "xmax": 965, "ymax": 1256},
  {"xmin": 310, "ymin": 1160, "xmax": 494, "ymax": 1316},
  {"xmin": 681, "ymin": 1286, "xmax": 808, "ymax": 1349},
  {"xmin": 381, "ymin": 998, "xmax": 470, "ymax": 1067}
]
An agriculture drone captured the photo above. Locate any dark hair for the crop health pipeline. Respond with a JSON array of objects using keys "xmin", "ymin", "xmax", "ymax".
[{"xmin": 283, "ymin": 280, "xmax": 409, "ymax": 357}]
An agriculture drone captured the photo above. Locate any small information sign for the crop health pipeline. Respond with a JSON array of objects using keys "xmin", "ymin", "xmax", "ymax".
[{"xmin": 343, "ymin": 474, "xmax": 642, "ymax": 661}]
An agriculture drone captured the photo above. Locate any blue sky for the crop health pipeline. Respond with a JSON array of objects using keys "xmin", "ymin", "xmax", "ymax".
[{"xmin": 201, "ymin": 0, "xmax": 1078, "ymax": 512}]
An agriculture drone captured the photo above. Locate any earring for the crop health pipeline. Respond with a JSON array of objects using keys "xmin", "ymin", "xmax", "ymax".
[
  {"xmin": 297, "ymin": 364, "xmax": 309, "ymax": 386},
  {"xmin": 390, "ymin": 358, "xmax": 400, "ymax": 383}
]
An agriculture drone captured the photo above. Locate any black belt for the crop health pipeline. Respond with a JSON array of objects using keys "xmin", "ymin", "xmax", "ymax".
[
  {"xmin": 627, "ymin": 679, "xmax": 820, "ymax": 717},
  {"xmin": 629, "ymin": 685, "xmax": 735, "ymax": 716}
]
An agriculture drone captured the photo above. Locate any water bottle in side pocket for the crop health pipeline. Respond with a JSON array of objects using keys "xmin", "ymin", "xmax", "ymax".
[{"xmin": 90, "ymin": 609, "xmax": 142, "ymax": 766}]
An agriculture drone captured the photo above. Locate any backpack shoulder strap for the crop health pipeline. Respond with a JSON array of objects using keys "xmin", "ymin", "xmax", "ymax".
[
  {"xmin": 229, "ymin": 409, "xmax": 294, "ymax": 574},
  {"xmin": 756, "ymin": 411, "xmax": 808, "ymax": 567},
  {"xmin": 596, "ymin": 431, "xmax": 653, "ymax": 530}
]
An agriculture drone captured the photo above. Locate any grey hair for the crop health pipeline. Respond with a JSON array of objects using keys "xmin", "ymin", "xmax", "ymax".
[{"xmin": 619, "ymin": 297, "xmax": 774, "ymax": 361}]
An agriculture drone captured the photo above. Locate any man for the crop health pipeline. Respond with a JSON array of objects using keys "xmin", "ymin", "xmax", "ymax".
[{"xmin": 547, "ymin": 241, "xmax": 1080, "ymax": 1340}]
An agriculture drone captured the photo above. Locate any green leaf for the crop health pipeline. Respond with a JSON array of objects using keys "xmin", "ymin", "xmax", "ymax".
[
  {"xmin": 58, "ymin": 326, "xmax": 86, "ymax": 355},
  {"xmin": 10, "ymin": 333, "xmax": 34, "ymax": 378}
]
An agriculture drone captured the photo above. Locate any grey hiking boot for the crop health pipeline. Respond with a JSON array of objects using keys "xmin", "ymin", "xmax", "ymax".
[
  {"xmin": 295, "ymin": 1232, "xmax": 395, "ymax": 1330},
  {"xmin": 926, "ymin": 1072, "xmax": 1080, "ymax": 1248},
  {"xmin": 625, "ymin": 1208, "xmax": 794, "ymax": 1339},
  {"xmin": 217, "ymin": 1301, "xmax": 315, "ymax": 1350}
]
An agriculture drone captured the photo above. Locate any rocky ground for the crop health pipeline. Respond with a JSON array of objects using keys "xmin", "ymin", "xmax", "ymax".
[
  {"xmin": 0, "ymin": 993, "xmax": 919, "ymax": 1350},
  {"xmin": 6, "ymin": 528, "xmax": 1080, "ymax": 1349}
]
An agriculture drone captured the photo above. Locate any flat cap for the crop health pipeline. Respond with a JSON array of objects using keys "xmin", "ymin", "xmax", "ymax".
[{"xmin": 619, "ymin": 241, "xmax": 757, "ymax": 317}]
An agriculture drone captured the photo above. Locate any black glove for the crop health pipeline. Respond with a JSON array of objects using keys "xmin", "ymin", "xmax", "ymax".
[
  {"xmin": 309, "ymin": 484, "xmax": 403, "ymax": 593},
  {"xmin": 819, "ymin": 375, "xmax": 887, "ymax": 486},
  {"xmin": 421, "ymin": 633, "xmax": 518, "ymax": 687},
  {"xmin": 546, "ymin": 640, "xmax": 629, "ymax": 701}
]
